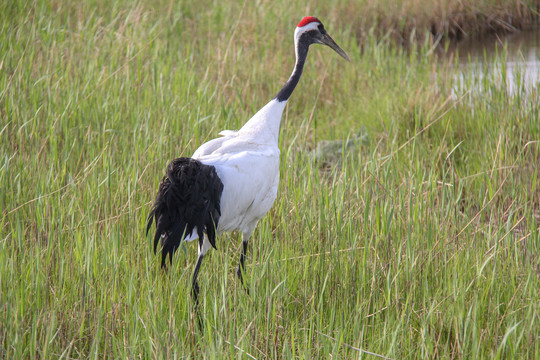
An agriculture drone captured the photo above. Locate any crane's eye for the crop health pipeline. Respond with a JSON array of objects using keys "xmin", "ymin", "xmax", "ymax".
[{"xmin": 317, "ymin": 24, "xmax": 326, "ymax": 35}]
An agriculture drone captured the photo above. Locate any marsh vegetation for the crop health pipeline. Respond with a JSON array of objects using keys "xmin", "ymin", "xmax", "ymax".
[{"xmin": 1, "ymin": 0, "xmax": 539, "ymax": 358}]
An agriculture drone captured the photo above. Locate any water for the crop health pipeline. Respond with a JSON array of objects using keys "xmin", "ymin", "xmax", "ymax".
[{"xmin": 445, "ymin": 29, "xmax": 540, "ymax": 96}]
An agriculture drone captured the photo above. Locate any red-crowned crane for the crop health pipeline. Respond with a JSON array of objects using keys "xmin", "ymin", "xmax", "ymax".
[{"xmin": 147, "ymin": 16, "xmax": 349, "ymax": 304}]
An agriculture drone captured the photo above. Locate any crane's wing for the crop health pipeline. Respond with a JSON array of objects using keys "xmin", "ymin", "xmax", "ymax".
[
  {"xmin": 194, "ymin": 138, "xmax": 280, "ymax": 234},
  {"xmin": 218, "ymin": 130, "xmax": 238, "ymax": 137},
  {"xmin": 191, "ymin": 136, "xmax": 230, "ymax": 158}
]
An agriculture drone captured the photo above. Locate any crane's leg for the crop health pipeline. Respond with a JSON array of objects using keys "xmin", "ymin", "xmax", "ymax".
[
  {"xmin": 191, "ymin": 254, "xmax": 204, "ymax": 305},
  {"xmin": 236, "ymin": 224, "xmax": 256, "ymax": 290},
  {"xmin": 192, "ymin": 235, "xmax": 213, "ymax": 303},
  {"xmin": 192, "ymin": 235, "xmax": 213, "ymax": 330},
  {"xmin": 191, "ymin": 252, "xmax": 204, "ymax": 331},
  {"xmin": 237, "ymin": 239, "xmax": 249, "ymax": 284}
]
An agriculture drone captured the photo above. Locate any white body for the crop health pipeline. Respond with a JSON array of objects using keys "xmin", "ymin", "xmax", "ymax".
[
  {"xmin": 150, "ymin": 17, "xmax": 349, "ymax": 303},
  {"xmin": 185, "ymin": 99, "xmax": 287, "ymax": 248}
]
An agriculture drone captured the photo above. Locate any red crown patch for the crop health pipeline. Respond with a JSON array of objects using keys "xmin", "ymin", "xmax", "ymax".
[{"xmin": 297, "ymin": 16, "xmax": 320, "ymax": 27}]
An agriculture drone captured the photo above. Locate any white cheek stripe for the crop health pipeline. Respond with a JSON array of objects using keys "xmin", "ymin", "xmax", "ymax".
[{"xmin": 294, "ymin": 21, "xmax": 321, "ymax": 44}]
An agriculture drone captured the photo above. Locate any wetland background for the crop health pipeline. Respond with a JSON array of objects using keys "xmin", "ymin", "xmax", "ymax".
[{"xmin": 1, "ymin": 0, "xmax": 539, "ymax": 358}]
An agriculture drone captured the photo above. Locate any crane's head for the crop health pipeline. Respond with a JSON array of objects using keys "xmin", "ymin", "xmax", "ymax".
[{"xmin": 294, "ymin": 16, "xmax": 350, "ymax": 61}]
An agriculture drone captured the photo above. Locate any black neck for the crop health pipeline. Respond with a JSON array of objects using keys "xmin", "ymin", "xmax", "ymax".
[{"xmin": 274, "ymin": 34, "xmax": 310, "ymax": 102}]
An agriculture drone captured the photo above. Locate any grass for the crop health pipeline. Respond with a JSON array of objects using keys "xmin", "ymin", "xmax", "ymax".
[{"xmin": 1, "ymin": 0, "xmax": 539, "ymax": 358}]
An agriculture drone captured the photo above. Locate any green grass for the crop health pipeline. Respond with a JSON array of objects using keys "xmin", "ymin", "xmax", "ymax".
[{"xmin": 1, "ymin": 0, "xmax": 539, "ymax": 358}]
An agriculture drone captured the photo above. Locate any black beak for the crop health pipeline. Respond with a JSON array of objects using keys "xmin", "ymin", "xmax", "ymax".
[{"xmin": 320, "ymin": 33, "xmax": 350, "ymax": 62}]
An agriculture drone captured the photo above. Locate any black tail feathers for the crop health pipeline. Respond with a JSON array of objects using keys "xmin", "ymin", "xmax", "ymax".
[{"xmin": 147, "ymin": 157, "xmax": 224, "ymax": 267}]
